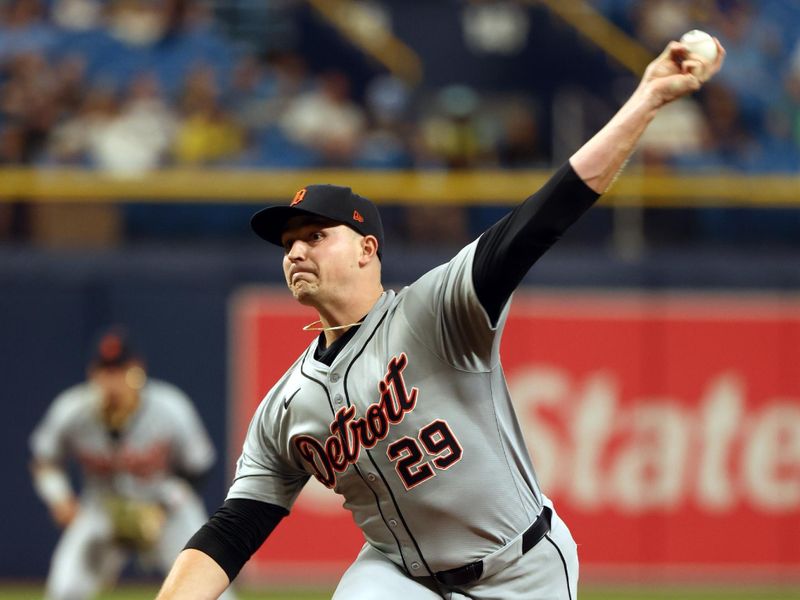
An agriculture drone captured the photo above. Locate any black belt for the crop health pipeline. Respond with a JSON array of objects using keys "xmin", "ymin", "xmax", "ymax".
[{"xmin": 434, "ymin": 506, "xmax": 553, "ymax": 587}]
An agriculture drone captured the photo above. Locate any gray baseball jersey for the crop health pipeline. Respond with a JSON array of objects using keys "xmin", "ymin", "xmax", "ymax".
[
  {"xmin": 31, "ymin": 378, "xmax": 215, "ymax": 504},
  {"xmin": 229, "ymin": 240, "xmax": 545, "ymax": 575}
]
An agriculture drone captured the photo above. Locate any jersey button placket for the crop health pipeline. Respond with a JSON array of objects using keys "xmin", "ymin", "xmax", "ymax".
[
  {"xmin": 397, "ymin": 541, "xmax": 422, "ymax": 573},
  {"xmin": 330, "ymin": 374, "xmax": 342, "ymax": 408}
]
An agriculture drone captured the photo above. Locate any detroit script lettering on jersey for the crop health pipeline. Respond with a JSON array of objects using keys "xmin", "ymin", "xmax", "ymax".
[
  {"xmin": 77, "ymin": 442, "xmax": 170, "ymax": 478},
  {"xmin": 294, "ymin": 353, "xmax": 418, "ymax": 488}
]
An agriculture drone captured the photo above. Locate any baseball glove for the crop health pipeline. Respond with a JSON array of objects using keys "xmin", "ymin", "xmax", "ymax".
[{"xmin": 105, "ymin": 497, "xmax": 166, "ymax": 550}]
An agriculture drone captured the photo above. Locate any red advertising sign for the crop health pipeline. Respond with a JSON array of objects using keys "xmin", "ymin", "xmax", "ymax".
[{"xmin": 229, "ymin": 289, "xmax": 800, "ymax": 581}]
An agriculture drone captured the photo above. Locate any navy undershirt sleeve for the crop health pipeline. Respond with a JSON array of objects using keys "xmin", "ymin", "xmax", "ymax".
[
  {"xmin": 472, "ymin": 161, "xmax": 600, "ymax": 324},
  {"xmin": 184, "ymin": 498, "xmax": 289, "ymax": 582}
]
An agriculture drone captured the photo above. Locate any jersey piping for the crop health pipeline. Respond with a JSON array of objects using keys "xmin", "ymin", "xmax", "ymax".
[
  {"xmin": 545, "ymin": 534, "xmax": 573, "ymax": 600},
  {"xmin": 342, "ymin": 309, "xmax": 443, "ymax": 585}
]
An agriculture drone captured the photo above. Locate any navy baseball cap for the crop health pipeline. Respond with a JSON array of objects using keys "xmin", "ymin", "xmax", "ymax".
[
  {"xmin": 90, "ymin": 327, "xmax": 140, "ymax": 368},
  {"xmin": 251, "ymin": 185, "xmax": 384, "ymax": 259}
]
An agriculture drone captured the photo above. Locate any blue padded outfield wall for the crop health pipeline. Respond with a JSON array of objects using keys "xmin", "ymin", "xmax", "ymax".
[{"xmin": 2, "ymin": 242, "xmax": 799, "ymax": 578}]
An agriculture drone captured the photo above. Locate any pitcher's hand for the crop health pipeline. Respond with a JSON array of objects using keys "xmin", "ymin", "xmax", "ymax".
[{"xmin": 640, "ymin": 38, "xmax": 726, "ymax": 107}]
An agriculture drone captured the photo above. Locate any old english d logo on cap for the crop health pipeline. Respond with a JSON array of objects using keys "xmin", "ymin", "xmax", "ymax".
[
  {"xmin": 353, "ymin": 210, "xmax": 364, "ymax": 223},
  {"xmin": 99, "ymin": 333, "xmax": 124, "ymax": 363},
  {"xmin": 290, "ymin": 188, "xmax": 307, "ymax": 206}
]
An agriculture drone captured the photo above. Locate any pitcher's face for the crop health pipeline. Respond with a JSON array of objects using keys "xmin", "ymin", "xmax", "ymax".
[{"xmin": 281, "ymin": 218, "xmax": 366, "ymax": 306}]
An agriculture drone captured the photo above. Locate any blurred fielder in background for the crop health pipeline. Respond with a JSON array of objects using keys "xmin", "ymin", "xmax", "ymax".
[
  {"xmin": 29, "ymin": 326, "xmax": 237, "ymax": 600},
  {"xmin": 157, "ymin": 37, "xmax": 725, "ymax": 600}
]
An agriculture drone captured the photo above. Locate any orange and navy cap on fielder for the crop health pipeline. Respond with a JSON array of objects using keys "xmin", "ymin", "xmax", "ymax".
[
  {"xmin": 250, "ymin": 185, "xmax": 384, "ymax": 259},
  {"xmin": 90, "ymin": 327, "xmax": 140, "ymax": 368}
]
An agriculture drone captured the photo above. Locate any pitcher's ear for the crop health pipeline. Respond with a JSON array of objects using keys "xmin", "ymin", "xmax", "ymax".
[{"xmin": 360, "ymin": 235, "xmax": 379, "ymax": 264}]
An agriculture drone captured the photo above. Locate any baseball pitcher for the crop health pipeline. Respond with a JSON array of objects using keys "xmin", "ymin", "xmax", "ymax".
[{"xmin": 156, "ymin": 38, "xmax": 725, "ymax": 599}]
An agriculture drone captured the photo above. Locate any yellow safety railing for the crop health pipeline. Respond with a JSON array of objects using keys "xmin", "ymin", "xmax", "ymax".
[{"xmin": 0, "ymin": 168, "xmax": 798, "ymax": 207}]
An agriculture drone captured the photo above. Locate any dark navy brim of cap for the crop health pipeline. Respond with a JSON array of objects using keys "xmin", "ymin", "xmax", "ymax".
[
  {"xmin": 250, "ymin": 205, "xmax": 321, "ymax": 247},
  {"xmin": 250, "ymin": 198, "xmax": 384, "ymax": 259},
  {"xmin": 94, "ymin": 356, "xmax": 134, "ymax": 368}
]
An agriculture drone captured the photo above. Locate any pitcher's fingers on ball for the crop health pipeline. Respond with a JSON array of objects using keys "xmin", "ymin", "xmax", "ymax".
[
  {"xmin": 667, "ymin": 42, "xmax": 690, "ymax": 69},
  {"xmin": 710, "ymin": 37, "xmax": 727, "ymax": 69},
  {"xmin": 680, "ymin": 57, "xmax": 708, "ymax": 81}
]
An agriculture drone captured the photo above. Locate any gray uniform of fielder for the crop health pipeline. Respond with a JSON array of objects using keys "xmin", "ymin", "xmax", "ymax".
[
  {"xmin": 229, "ymin": 240, "xmax": 578, "ymax": 599},
  {"xmin": 31, "ymin": 379, "xmax": 237, "ymax": 600}
]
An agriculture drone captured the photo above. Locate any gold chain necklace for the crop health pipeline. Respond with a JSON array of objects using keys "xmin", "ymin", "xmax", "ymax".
[{"xmin": 302, "ymin": 319, "xmax": 363, "ymax": 332}]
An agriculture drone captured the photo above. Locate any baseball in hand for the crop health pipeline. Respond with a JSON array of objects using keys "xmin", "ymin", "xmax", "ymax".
[{"xmin": 679, "ymin": 30, "xmax": 718, "ymax": 62}]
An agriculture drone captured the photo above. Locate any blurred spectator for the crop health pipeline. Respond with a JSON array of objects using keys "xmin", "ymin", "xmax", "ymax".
[
  {"xmin": 51, "ymin": 0, "xmax": 102, "ymax": 31},
  {"xmin": 629, "ymin": 0, "xmax": 692, "ymax": 50},
  {"xmin": 0, "ymin": 0, "xmax": 58, "ymax": 61},
  {"xmin": 0, "ymin": 51, "xmax": 60, "ymax": 163},
  {"xmin": 709, "ymin": 0, "xmax": 785, "ymax": 121},
  {"xmin": 278, "ymin": 70, "xmax": 366, "ymax": 165},
  {"xmin": 744, "ymin": 84, "xmax": 800, "ymax": 173},
  {"xmin": 247, "ymin": 53, "xmax": 325, "ymax": 168},
  {"xmin": 696, "ymin": 83, "xmax": 755, "ymax": 169},
  {"xmin": 418, "ymin": 84, "xmax": 491, "ymax": 169},
  {"xmin": 356, "ymin": 74, "xmax": 414, "ymax": 169},
  {"xmin": 0, "ymin": 122, "xmax": 27, "ymax": 164},
  {"xmin": 106, "ymin": 0, "xmax": 167, "ymax": 47},
  {"xmin": 93, "ymin": 73, "xmax": 177, "ymax": 175},
  {"xmin": 52, "ymin": 54, "xmax": 89, "ymax": 117},
  {"xmin": 228, "ymin": 51, "xmax": 318, "ymax": 168},
  {"xmin": 173, "ymin": 66, "xmax": 243, "ymax": 165},
  {"xmin": 495, "ymin": 98, "xmax": 548, "ymax": 169},
  {"xmin": 637, "ymin": 98, "xmax": 713, "ymax": 168},
  {"xmin": 228, "ymin": 54, "xmax": 282, "ymax": 132},
  {"xmin": 47, "ymin": 84, "xmax": 120, "ymax": 166}
]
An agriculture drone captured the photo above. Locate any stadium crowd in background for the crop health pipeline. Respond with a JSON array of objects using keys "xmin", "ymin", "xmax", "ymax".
[{"xmin": 0, "ymin": 0, "xmax": 799, "ymax": 244}]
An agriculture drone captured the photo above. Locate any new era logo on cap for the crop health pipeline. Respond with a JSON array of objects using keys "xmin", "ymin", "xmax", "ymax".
[{"xmin": 251, "ymin": 184, "xmax": 385, "ymax": 259}]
